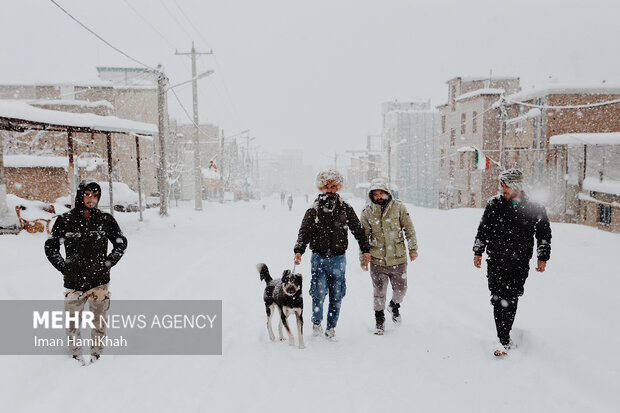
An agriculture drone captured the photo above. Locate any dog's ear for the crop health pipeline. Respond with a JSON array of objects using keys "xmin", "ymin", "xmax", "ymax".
[{"xmin": 282, "ymin": 269, "xmax": 291, "ymax": 277}]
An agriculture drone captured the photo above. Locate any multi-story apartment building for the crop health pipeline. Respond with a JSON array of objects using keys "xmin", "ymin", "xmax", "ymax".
[
  {"xmin": 437, "ymin": 76, "xmax": 520, "ymax": 209},
  {"xmin": 503, "ymin": 83, "xmax": 620, "ymax": 231},
  {"xmin": 382, "ymin": 101, "xmax": 439, "ymax": 207}
]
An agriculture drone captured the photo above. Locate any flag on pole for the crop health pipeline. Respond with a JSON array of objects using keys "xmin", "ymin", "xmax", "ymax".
[
  {"xmin": 473, "ymin": 147, "xmax": 490, "ymax": 170},
  {"xmin": 209, "ymin": 160, "xmax": 217, "ymax": 171}
]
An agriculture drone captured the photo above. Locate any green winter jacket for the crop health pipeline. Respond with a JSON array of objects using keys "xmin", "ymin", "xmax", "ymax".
[{"xmin": 360, "ymin": 181, "xmax": 417, "ymax": 266}]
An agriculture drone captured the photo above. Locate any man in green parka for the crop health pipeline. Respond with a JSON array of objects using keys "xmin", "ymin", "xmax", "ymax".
[{"xmin": 360, "ymin": 178, "xmax": 418, "ymax": 335}]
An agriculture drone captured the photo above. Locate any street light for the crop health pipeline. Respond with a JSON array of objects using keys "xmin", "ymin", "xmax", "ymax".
[{"xmin": 167, "ymin": 70, "xmax": 214, "ymax": 91}]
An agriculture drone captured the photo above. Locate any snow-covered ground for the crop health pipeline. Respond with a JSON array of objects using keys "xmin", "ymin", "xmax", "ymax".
[{"xmin": 1, "ymin": 196, "xmax": 619, "ymax": 412}]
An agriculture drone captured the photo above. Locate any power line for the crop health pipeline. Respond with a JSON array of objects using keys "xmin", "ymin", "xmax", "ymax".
[
  {"xmin": 169, "ymin": 87, "xmax": 221, "ymax": 144},
  {"xmin": 49, "ymin": 0, "xmax": 157, "ymax": 72},
  {"xmin": 505, "ymin": 97, "xmax": 620, "ymax": 110},
  {"xmin": 122, "ymin": 0, "xmax": 178, "ymax": 50},
  {"xmin": 157, "ymin": 0, "xmax": 194, "ymax": 42},
  {"xmin": 167, "ymin": 0, "xmax": 245, "ymax": 127}
]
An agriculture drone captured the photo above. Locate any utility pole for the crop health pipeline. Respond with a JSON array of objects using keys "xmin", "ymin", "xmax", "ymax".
[
  {"xmin": 157, "ymin": 65, "xmax": 169, "ymax": 216},
  {"xmin": 499, "ymin": 100, "xmax": 508, "ymax": 170},
  {"xmin": 175, "ymin": 41, "xmax": 213, "ymax": 211},
  {"xmin": 219, "ymin": 129, "xmax": 225, "ymax": 203}
]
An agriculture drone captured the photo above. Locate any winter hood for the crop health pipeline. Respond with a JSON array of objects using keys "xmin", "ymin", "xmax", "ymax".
[
  {"xmin": 75, "ymin": 178, "xmax": 102, "ymax": 210},
  {"xmin": 367, "ymin": 178, "xmax": 393, "ymax": 203}
]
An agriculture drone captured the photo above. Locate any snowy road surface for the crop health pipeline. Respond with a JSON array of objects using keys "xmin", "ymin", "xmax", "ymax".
[{"xmin": 1, "ymin": 196, "xmax": 618, "ymax": 412}]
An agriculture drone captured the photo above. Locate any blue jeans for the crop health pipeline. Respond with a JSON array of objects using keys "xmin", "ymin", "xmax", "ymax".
[{"xmin": 310, "ymin": 253, "xmax": 347, "ymax": 330}]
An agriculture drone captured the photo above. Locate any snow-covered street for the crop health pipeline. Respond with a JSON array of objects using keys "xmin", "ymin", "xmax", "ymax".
[{"xmin": 1, "ymin": 196, "xmax": 619, "ymax": 412}]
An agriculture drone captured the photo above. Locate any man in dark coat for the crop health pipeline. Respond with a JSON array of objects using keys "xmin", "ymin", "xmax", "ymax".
[
  {"xmin": 294, "ymin": 169, "xmax": 370, "ymax": 339},
  {"xmin": 473, "ymin": 169, "xmax": 551, "ymax": 356},
  {"xmin": 45, "ymin": 179, "xmax": 127, "ymax": 363}
]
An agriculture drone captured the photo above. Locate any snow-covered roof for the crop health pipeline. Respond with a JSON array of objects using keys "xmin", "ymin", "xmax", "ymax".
[
  {"xmin": 456, "ymin": 88, "xmax": 504, "ymax": 102},
  {"xmin": 506, "ymin": 108, "xmax": 541, "ymax": 125},
  {"xmin": 3, "ymin": 154, "xmax": 108, "ymax": 170},
  {"xmin": 446, "ymin": 76, "xmax": 519, "ymax": 83},
  {"xmin": 0, "ymin": 100, "xmax": 157, "ymax": 135},
  {"xmin": 549, "ymin": 132, "xmax": 620, "ymax": 146},
  {"xmin": 507, "ymin": 84, "xmax": 620, "ymax": 102},
  {"xmin": 457, "ymin": 146, "xmax": 475, "ymax": 152},
  {"xmin": 4, "ymin": 155, "xmax": 68, "ymax": 169},
  {"xmin": 579, "ymin": 192, "xmax": 620, "ymax": 206},
  {"xmin": 0, "ymin": 80, "xmax": 114, "ymax": 88},
  {"xmin": 583, "ymin": 178, "xmax": 620, "ymax": 195},
  {"xmin": 27, "ymin": 99, "xmax": 114, "ymax": 110},
  {"xmin": 386, "ymin": 109, "xmax": 439, "ymax": 115}
]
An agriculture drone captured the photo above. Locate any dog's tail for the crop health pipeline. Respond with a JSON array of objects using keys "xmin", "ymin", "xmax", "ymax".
[{"xmin": 256, "ymin": 263, "xmax": 272, "ymax": 283}]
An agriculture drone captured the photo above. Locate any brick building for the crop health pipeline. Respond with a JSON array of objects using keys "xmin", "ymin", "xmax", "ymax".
[
  {"xmin": 0, "ymin": 74, "xmax": 160, "ymax": 203},
  {"xmin": 502, "ymin": 84, "xmax": 620, "ymax": 228},
  {"xmin": 437, "ymin": 76, "xmax": 520, "ymax": 209}
]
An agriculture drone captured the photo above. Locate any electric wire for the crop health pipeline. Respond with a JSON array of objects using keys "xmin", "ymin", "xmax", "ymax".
[{"xmin": 49, "ymin": 0, "xmax": 157, "ymax": 72}]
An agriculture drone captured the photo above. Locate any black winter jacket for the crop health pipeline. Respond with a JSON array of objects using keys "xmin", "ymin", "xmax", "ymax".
[
  {"xmin": 294, "ymin": 194, "xmax": 370, "ymax": 257},
  {"xmin": 45, "ymin": 181, "xmax": 127, "ymax": 291},
  {"xmin": 473, "ymin": 194, "xmax": 551, "ymax": 269}
]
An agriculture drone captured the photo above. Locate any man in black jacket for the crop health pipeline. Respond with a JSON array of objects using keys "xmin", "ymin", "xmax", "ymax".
[
  {"xmin": 294, "ymin": 169, "xmax": 370, "ymax": 339},
  {"xmin": 45, "ymin": 179, "xmax": 127, "ymax": 362},
  {"xmin": 473, "ymin": 169, "xmax": 551, "ymax": 356}
]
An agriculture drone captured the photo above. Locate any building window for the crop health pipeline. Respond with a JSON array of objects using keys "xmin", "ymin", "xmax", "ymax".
[
  {"xmin": 599, "ymin": 204, "xmax": 612, "ymax": 225},
  {"xmin": 450, "ymin": 85, "xmax": 456, "ymax": 111},
  {"xmin": 450, "ymin": 129, "xmax": 456, "ymax": 146},
  {"xmin": 459, "ymin": 152, "xmax": 465, "ymax": 169},
  {"xmin": 457, "ymin": 190, "xmax": 462, "ymax": 205},
  {"xmin": 441, "ymin": 116, "xmax": 446, "ymax": 134},
  {"xmin": 472, "ymin": 111, "xmax": 478, "ymax": 133},
  {"xmin": 449, "ymin": 160, "xmax": 455, "ymax": 179},
  {"xmin": 440, "ymin": 148, "xmax": 446, "ymax": 167},
  {"xmin": 461, "ymin": 113, "xmax": 466, "ymax": 134}
]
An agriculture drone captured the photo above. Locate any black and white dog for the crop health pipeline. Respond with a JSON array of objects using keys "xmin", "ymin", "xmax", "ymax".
[{"xmin": 257, "ymin": 263, "xmax": 304, "ymax": 349}]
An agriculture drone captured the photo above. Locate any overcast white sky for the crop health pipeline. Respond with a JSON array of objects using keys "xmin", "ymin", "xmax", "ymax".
[{"xmin": 1, "ymin": 0, "xmax": 619, "ymax": 169}]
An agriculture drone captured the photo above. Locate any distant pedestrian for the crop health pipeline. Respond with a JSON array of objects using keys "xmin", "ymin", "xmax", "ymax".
[
  {"xmin": 360, "ymin": 179, "xmax": 418, "ymax": 335},
  {"xmin": 473, "ymin": 169, "xmax": 551, "ymax": 357},
  {"xmin": 305, "ymin": 194, "xmax": 309, "ymax": 203},
  {"xmin": 287, "ymin": 194, "xmax": 294, "ymax": 211},
  {"xmin": 294, "ymin": 169, "xmax": 370, "ymax": 339},
  {"xmin": 281, "ymin": 191, "xmax": 285, "ymax": 206},
  {"xmin": 45, "ymin": 179, "xmax": 127, "ymax": 365}
]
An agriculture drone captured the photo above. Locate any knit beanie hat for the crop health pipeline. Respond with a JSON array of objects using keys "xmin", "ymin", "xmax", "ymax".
[{"xmin": 499, "ymin": 168, "xmax": 524, "ymax": 192}]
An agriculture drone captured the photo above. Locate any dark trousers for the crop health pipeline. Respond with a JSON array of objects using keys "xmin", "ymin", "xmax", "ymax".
[
  {"xmin": 491, "ymin": 295, "xmax": 519, "ymax": 345},
  {"xmin": 487, "ymin": 263, "xmax": 528, "ymax": 345}
]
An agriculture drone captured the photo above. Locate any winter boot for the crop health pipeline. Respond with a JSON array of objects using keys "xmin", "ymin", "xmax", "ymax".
[
  {"xmin": 324, "ymin": 328, "xmax": 336, "ymax": 339},
  {"xmin": 387, "ymin": 300, "xmax": 402, "ymax": 324},
  {"xmin": 312, "ymin": 324, "xmax": 323, "ymax": 337},
  {"xmin": 493, "ymin": 339, "xmax": 513, "ymax": 357},
  {"xmin": 374, "ymin": 310, "xmax": 385, "ymax": 335},
  {"xmin": 72, "ymin": 355, "xmax": 87, "ymax": 366}
]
